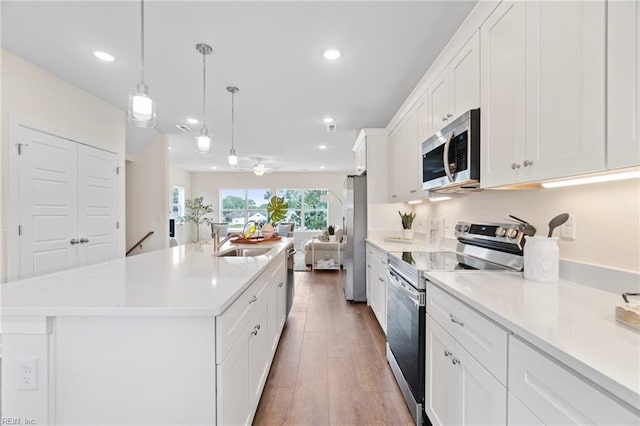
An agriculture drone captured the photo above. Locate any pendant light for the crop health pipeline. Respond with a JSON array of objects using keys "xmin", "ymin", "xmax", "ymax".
[
  {"xmin": 196, "ymin": 43, "xmax": 213, "ymax": 156},
  {"xmin": 227, "ymin": 86, "xmax": 239, "ymax": 166},
  {"xmin": 128, "ymin": 0, "xmax": 156, "ymax": 128}
]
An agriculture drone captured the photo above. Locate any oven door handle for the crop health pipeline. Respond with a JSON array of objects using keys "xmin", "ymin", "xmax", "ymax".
[
  {"xmin": 386, "ymin": 269, "xmax": 424, "ymax": 307},
  {"xmin": 443, "ymin": 131, "xmax": 457, "ymax": 183}
]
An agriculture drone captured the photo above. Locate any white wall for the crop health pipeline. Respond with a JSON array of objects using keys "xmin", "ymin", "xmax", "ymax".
[
  {"xmin": 0, "ymin": 49, "xmax": 126, "ymax": 282},
  {"xmin": 191, "ymin": 171, "xmax": 347, "ymax": 247},
  {"xmin": 410, "ymin": 179, "xmax": 640, "ymax": 273},
  {"xmin": 126, "ymin": 134, "xmax": 169, "ymax": 255},
  {"xmin": 169, "ymin": 167, "xmax": 193, "ymax": 244}
]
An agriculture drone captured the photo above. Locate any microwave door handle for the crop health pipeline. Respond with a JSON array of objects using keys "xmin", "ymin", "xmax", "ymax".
[{"xmin": 443, "ymin": 132, "xmax": 456, "ymax": 183}]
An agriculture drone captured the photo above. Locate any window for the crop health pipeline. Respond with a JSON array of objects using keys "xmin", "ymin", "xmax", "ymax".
[
  {"xmin": 221, "ymin": 189, "xmax": 271, "ymax": 232},
  {"xmin": 171, "ymin": 186, "xmax": 185, "ymax": 219},
  {"xmin": 277, "ymin": 189, "xmax": 327, "ymax": 231}
]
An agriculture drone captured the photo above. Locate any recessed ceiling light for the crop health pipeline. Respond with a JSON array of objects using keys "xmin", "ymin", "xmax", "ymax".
[
  {"xmin": 93, "ymin": 51, "xmax": 116, "ymax": 62},
  {"xmin": 187, "ymin": 118, "xmax": 199, "ymax": 125},
  {"xmin": 323, "ymin": 49, "xmax": 342, "ymax": 61},
  {"xmin": 167, "ymin": 146, "xmax": 172, "ymax": 150},
  {"xmin": 319, "ymin": 144, "xmax": 328, "ymax": 150},
  {"xmin": 319, "ymin": 166, "xmax": 326, "ymax": 169},
  {"xmin": 211, "ymin": 166, "xmax": 217, "ymax": 170},
  {"xmin": 322, "ymin": 117, "xmax": 334, "ymax": 124}
]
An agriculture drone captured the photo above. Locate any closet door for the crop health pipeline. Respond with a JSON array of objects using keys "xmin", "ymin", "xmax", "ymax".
[
  {"xmin": 77, "ymin": 145, "xmax": 118, "ymax": 266},
  {"xmin": 18, "ymin": 126, "xmax": 79, "ymax": 279}
]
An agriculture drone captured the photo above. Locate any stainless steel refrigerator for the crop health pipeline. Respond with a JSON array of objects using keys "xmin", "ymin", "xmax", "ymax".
[{"xmin": 343, "ymin": 174, "xmax": 367, "ymax": 302}]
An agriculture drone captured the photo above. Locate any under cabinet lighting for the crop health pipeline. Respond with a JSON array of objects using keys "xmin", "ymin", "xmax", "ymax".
[
  {"xmin": 541, "ymin": 170, "xmax": 640, "ymax": 188},
  {"xmin": 429, "ymin": 196, "xmax": 452, "ymax": 202},
  {"xmin": 408, "ymin": 200, "xmax": 423, "ymax": 205}
]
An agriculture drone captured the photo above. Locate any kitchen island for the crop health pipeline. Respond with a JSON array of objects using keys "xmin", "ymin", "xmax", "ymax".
[{"xmin": 1, "ymin": 238, "xmax": 294, "ymax": 425}]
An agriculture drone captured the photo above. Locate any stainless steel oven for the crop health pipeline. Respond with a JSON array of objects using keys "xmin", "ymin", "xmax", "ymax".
[
  {"xmin": 422, "ymin": 108, "xmax": 480, "ymax": 192},
  {"xmin": 386, "ymin": 256, "xmax": 425, "ymax": 426}
]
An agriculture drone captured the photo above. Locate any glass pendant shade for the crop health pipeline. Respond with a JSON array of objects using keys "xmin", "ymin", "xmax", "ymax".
[
  {"xmin": 254, "ymin": 164, "xmax": 265, "ymax": 176},
  {"xmin": 128, "ymin": 83, "xmax": 156, "ymax": 127},
  {"xmin": 228, "ymin": 148, "xmax": 238, "ymax": 166},
  {"xmin": 197, "ymin": 128, "xmax": 211, "ymax": 154}
]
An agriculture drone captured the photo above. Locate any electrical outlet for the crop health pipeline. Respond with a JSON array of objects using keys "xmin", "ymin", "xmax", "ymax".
[
  {"xmin": 561, "ymin": 214, "xmax": 576, "ymax": 241},
  {"xmin": 16, "ymin": 356, "xmax": 38, "ymax": 390}
]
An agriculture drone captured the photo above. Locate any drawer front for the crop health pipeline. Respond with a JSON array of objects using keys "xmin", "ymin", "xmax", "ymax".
[
  {"xmin": 366, "ymin": 243, "xmax": 387, "ymax": 268},
  {"xmin": 509, "ymin": 336, "xmax": 640, "ymax": 425},
  {"xmin": 216, "ymin": 262, "xmax": 275, "ymax": 364},
  {"xmin": 427, "ymin": 283, "xmax": 508, "ymax": 385}
]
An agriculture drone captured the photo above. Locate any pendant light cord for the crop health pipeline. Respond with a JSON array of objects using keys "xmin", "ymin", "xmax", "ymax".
[
  {"xmin": 231, "ymin": 91, "xmax": 235, "ymax": 150},
  {"xmin": 202, "ymin": 51, "xmax": 207, "ymax": 129},
  {"xmin": 140, "ymin": 0, "xmax": 145, "ymax": 84}
]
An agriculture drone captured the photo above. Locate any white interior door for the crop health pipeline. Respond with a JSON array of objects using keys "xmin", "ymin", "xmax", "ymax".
[
  {"xmin": 18, "ymin": 126, "xmax": 78, "ymax": 279},
  {"xmin": 77, "ymin": 144, "xmax": 118, "ymax": 266}
]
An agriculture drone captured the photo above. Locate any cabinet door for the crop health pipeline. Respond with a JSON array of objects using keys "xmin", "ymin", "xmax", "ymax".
[
  {"xmin": 416, "ymin": 93, "xmax": 430, "ymax": 143},
  {"xmin": 276, "ymin": 275, "xmax": 287, "ymax": 332},
  {"xmin": 480, "ymin": 1, "xmax": 527, "ymax": 188},
  {"xmin": 450, "ymin": 31, "xmax": 480, "ymax": 119},
  {"xmin": 509, "ymin": 337, "xmax": 639, "ymax": 425},
  {"xmin": 388, "ymin": 122, "xmax": 404, "ymax": 201},
  {"xmin": 268, "ymin": 280, "xmax": 279, "ymax": 355},
  {"xmin": 607, "ymin": 0, "xmax": 640, "ymax": 169},
  {"xmin": 366, "ymin": 245, "xmax": 375, "ymax": 307},
  {"xmin": 508, "ymin": 392, "xmax": 544, "ymax": 426},
  {"xmin": 375, "ymin": 269, "xmax": 387, "ymax": 334},
  {"xmin": 429, "ymin": 71, "xmax": 451, "ymax": 134},
  {"xmin": 217, "ymin": 332, "xmax": 250, "ymax": 426},
  {"xmin": 249, "ymin": 301, "xmax": 270, "ymax": 412},
  {"xmin": 454, "ymin": 341, "xmax": 507, "ymax": 425},
  {"xmin": 403, "ymin": 107, "xmax": 422, "ymax": 198},
  {"xmin": 524, "ymin": 0, "xmax": 606, "ymax": 181},
  {"xmin": 425, "ymin": 315, "xmax": 457, "ymax": 426}
]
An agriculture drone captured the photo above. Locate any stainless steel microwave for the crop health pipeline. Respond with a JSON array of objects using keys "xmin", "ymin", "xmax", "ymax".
[{"xmin": 422, "ymin": 108, "xmax": 480, "ymax": 192}]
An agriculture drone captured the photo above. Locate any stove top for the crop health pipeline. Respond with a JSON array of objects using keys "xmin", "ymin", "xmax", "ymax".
[{"xmin": 388, "ymin": 250, "xmax": 510, "ymax": 272}]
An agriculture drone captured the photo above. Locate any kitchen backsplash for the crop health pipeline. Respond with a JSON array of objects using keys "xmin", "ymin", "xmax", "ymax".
[{"xmin": 411, "ymin": 178, "xmax": 640, "ymax": 274}]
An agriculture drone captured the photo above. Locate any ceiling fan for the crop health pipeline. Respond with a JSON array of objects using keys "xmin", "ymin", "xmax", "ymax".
[{"xmin": 231, "ymin": 157, "xmax": 278, "ymax": 176}]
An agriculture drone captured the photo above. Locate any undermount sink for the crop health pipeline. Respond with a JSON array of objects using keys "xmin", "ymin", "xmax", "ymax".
[{"xmin": 217, "ymin": 247, "xmax": 271, "ymax": 257}]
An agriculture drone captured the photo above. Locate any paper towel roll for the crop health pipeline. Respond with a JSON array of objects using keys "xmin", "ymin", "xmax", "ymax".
[{"xmin": 524, "ymin": 236, "xmax": 559, "ymax": 283}]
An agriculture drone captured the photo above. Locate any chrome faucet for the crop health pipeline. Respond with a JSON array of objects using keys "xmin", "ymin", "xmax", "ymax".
[{"xmin": 213, "ymin": 229, "xmax": 243, "ymax": 252}]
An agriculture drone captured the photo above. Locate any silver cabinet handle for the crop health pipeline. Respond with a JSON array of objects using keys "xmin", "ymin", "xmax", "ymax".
[
  {"xmin": 523, "ymin": 160, "xmax": 533, "ymax": 167},
  {"xmin": 249, "ymin": 295, "xmax": 257, "ymax": 304},
  {"xmin": 446, "ymin": 113, "xmax": 453, "ymax": 118},
  {"xmin": 444, "ymin": 350, "xmax": 451, "ymax": 357},
  {"xmin": 511, "ymin": 163, "xmax": 521, "ymax": 170},
  {"xmin": 392, "ymin": 195, "xmax": 397, "ymax": 198},
  {"xmin": 251, "ymin": 329, "xmax": 258, "ymax": 336},
  {"xmin": 450, "ymin": 314, "xmax": 464, "ymax": 326},
  {"xmin": 378, "ymin": 277, "xmax": 385, "ymax": 282},
  {"xmin": 367, "ymin": 264, "xmax": 372, "ymax": 268},
  {"xmin": 278, "ymin": 282, "xmax": 284, "ymax": 288},
  {"xmin": 442, "ymin": 117, "xmax": 447, "ymax": 122},
  {"xmin": 410, "ymin": 189, "xmax": 417, "ymax": 193},
  {"xmin": 80, "ymin": 237, "xmax": 89, "ymax": 244},
  {"xmin": 380, "ymin": 260, "xmax": 386, "ymax": 265},
  {"xmin": 255, "ymin": 324, "xmax": 261, "ymax": 330},
  {"xmin": 451, "ymin": 357, "xmax": 460, "ymax": 365},
  {"xmin": 70, "ymin": 238, "xmax": 79, "ymax": 245}
]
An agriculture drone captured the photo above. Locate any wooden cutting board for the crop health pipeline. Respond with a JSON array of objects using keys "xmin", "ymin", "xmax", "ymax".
[{"xmin": 230, "ymin": 236, "xmax": 282, "ymax": 244}]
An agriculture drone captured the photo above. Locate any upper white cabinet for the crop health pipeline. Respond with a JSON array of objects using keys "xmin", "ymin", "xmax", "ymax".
[
  {"xmin": 481, "ymin": 0, "xmax": 607, "ymax": 188},
  {"xmin": 429, "ymin": 31, "xmax": 480, "ymax": 135},
  {"xmin": 354, "ymin": 129, "xmax": 388, "ymax": 204},
  {"xmin": 387, "ymin": 103, "xmax": 424, "ymax": 202},
  {"xmin": 388, "ymin": 121, "xmax": 404, "ymax": 201},
  {"xmin": 607, "ymin": 0, "xmax": 640, "ymax": 169},
  {"xmin": 353, "ymin": 132, "xmax": 367, "ymax": 175}
]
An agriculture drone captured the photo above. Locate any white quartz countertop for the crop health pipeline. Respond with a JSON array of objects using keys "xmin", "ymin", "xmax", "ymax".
[
  {"xmin": 366, "ymin": 236, "xmax": 439, "ymax": 253},
  {"xmin": 1, "ymin": 238, "xmax": 294, "ymax": 317},
  {"xmin": 425, "ymin": 270, "xmax": 640, "ymax": 411}
]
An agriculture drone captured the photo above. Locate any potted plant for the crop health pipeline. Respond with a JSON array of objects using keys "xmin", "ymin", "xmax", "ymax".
[
  {"xmin": 182, "ymin": 196, "xmax": 214, "ymax": 242},
  {"xmin": 328, "ymin": 225, "xmax": 336, "ymax": 242},
  {"xmin": 262, "ymin": 195, "xmax": 289, "ymax": 239},
  {"xmin": 399, "ymin": 211, "xmax": 416, "ymax": 240}
]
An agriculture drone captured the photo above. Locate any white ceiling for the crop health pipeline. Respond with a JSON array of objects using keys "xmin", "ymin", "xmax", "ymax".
[{"xmin": 2, "ymin": 1, "xmax": 476, "ymax": 173}]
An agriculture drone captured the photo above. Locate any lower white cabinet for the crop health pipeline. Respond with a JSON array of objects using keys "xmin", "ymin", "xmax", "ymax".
[
  {"xmin": 508, "ymin": 392, "xmax": 544, "ymax": 426},
  {"xmin": 366, "ymin": 243, "xmax": 387, "ymax": 333},
  {"xmin": 508, "ymin": 336, "xmax": 639, "ymax": 425},
  {"xmin": 425, "ymin": 314, "xmax": 507, "ymax": 426},
  {"xmin": 217, "ymin": 250, "xmax": 288, "ymax": 426}
]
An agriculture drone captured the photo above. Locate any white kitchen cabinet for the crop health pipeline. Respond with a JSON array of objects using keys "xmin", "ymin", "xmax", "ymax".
[
  {"xmin": 217, "ymin": 322, "xmax": 251, "ymax": 426},
  {"xmin": 480, "ymin": 1, "xmax": 527, "ymax": 188},
  {"xmin": 366, "ymin": 243, "xmax": 387, "ymax": 333},
  {"xmin": 388, "ymin": 121, "xmax": 404, "ymax": 202},
  {"xmin": 509, "ymin": 336, "xmax": 639, "ymax": 425},
  {"xmin": 353, "ymin": 131, "xmax": 367, "ymax": 175},
  {"xmin": 353, "ymin": 128, "xmax": 388, "ymax": 204},
  {"xmin": 248, "ymin": 301, "xmax": 270, "ymax": 411},
  {"xmin": 268, "ymin": 261, "xmax": 287, "ymax": 355},
  {"xmin": 387, "ymin": 104, "xmax": 424, "ymax": 202},
  {"xmin": 508, "ymin": 392, "xmax": 544, "ymax": 426},
  {"xmin": 607, "ymin": 0, "xmax": 640, "ymax": 169},
  {"xmin": 425, "ymin": 314, "xmax": 506, "ymax": 426},
  {"xmin": 416, "ymin": 93, "xmax": 430, "ymax": 144},
  {"xmin": 429, "ymin": 31, "xmax": 480, "ymax": 135},
  {"xmin": 482, "ymin": 1, "xmax": 607, "ymax": 188}
]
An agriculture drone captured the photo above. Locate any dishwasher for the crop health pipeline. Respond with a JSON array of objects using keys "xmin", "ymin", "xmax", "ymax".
[{"xmin": 286, "ymin": 246, "xmax": 296, "ymax": 315}]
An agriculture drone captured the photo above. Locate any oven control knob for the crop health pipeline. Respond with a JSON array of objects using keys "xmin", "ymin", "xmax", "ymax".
[
  {"xmin": 496, "ymin": 227, "xmax": 507, "ymax": 237},
  {"xmin": 506, "ymin": 228, "xmax": 519, "ymax": 239},
  {"xmin": 463, "ymin": 225, "xmax": 469, "ymax": 233}
]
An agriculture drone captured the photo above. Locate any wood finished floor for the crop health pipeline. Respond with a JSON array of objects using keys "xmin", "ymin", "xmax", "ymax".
[{"xmin": 254, "ymin": 270, "xmax": 414, "ymax": 426}]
